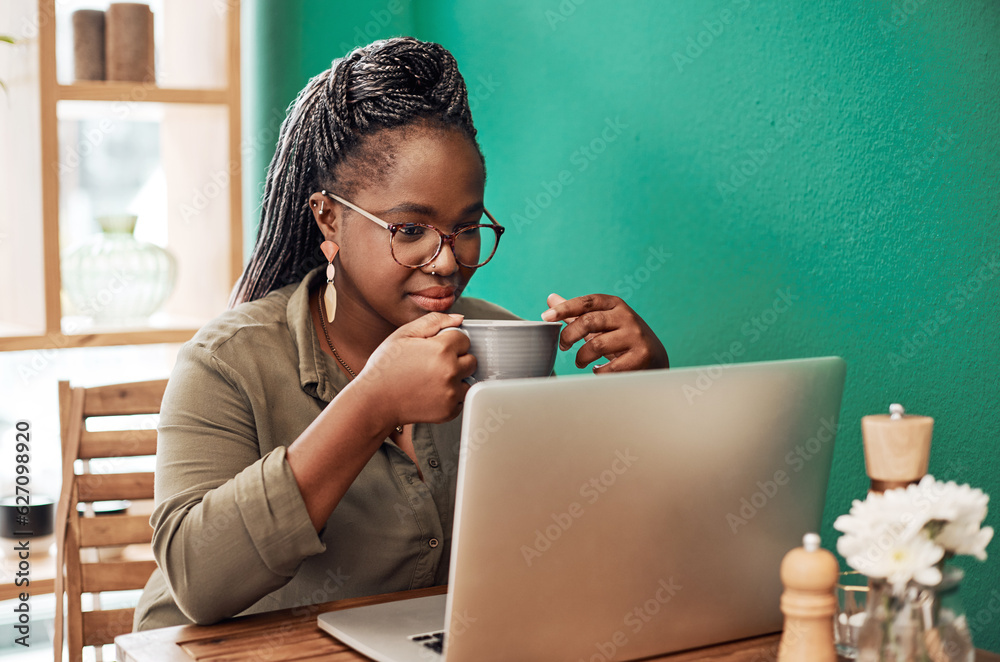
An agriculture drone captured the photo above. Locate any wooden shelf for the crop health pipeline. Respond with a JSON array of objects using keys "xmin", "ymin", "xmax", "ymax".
[
  {"xmin": 0, "ymin": 310, "xmax": 213, "ymax": 350},
  {"xmin": 57, "ymin": 82, "xmax": 228, "ymax": 104},
  {"xmin": 0, "ymin": 1, "xmax": 244, "ymax": 354},
  {"xmin": 0, "ymin": 329, "xmax": 198, "ymax": 351}
]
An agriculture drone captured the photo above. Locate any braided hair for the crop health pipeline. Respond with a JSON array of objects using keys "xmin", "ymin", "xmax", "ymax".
[{"xmin": 231, "ymin": 37, "xmax": 483, "ymax": 305}]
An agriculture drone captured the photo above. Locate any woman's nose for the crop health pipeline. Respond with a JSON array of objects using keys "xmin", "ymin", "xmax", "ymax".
[{"xmin": 425, "ymin": 240, "xmax": 459, "ymax": 276}]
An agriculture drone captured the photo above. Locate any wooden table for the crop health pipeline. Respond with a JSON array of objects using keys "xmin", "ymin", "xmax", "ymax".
[{"xmin": 116, "ymin": 585, "xmax": 1000, "ymax": 662}]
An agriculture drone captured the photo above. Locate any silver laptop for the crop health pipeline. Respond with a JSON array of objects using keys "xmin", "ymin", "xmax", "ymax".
[{"xmin": 318, "ymin": 356, "xmax": 846, "ymax": 662}]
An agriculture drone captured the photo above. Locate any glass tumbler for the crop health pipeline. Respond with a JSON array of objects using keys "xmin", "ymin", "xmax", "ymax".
[{"xmin": 835, "ymin": 570, "xmax": 869, "ymax": 659}]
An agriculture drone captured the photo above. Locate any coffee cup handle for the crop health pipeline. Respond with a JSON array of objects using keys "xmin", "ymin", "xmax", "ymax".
[{"xmin": 435, "ymin": 326, "xmax": 470, "ymax": 339}]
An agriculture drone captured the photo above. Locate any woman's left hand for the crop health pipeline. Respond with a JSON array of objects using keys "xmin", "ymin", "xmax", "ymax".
[{"xmin": 541, "ymin": 293, "xmax": 669, "ymax": 373}]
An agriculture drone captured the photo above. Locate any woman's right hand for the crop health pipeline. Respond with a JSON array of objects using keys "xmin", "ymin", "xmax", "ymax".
[{"xmin": 354, "ymin": 312, "xmax": 476, "ymax": 429}]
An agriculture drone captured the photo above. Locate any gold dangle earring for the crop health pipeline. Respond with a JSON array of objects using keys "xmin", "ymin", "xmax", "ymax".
[{"xmin": 321, "ymin": 241, "xmax": 339, "ymax": 324}]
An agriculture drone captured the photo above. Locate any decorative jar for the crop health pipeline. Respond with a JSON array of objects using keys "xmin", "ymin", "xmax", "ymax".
[
  {"xmin": 62, "ymin": 214, "xmax": 177, "ymax": 326},
  {"xmin": 857, "ymin": 567, "xmax": 974, "ymax": 662}
]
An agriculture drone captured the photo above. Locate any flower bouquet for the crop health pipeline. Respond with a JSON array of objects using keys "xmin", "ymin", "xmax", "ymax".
[{"xmin": 834, "ymin": 475, "xmax": 994, "ymax": 662}]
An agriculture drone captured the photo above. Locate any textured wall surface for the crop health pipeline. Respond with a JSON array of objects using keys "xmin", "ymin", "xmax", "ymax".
[{"xmin": 248, "ymin": 0, "xmax": 1000, "ymax": 650}]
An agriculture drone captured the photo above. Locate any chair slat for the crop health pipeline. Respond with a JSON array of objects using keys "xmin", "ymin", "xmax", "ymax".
[
  {"xmin": 79, "ymin": 429, "xmax": 157, "ymax": 459},
  {"xmin": 65, "ymin": 507, "xmax": 84, "ymax": 662},
  {"xmin": 82, "ymin": 379, "xmax": 168, "ymax": 416},
  {"xmin": 79, "ymin": 514, "xmax": 153, "ymax": 547},
  {"xmin": 82, "ymin": 607, "xmax": 136, "ymax": 647},
  {"xmin": 77, "ymin": 472, "xmax": 154, "ymax": 502},
  {"xmin": 81, "ymin": 560, "xmax": 158, "ymax": 593},
  {"xmin": 59, "ymin": 379, "xmax": 168, "ymax": 661}
]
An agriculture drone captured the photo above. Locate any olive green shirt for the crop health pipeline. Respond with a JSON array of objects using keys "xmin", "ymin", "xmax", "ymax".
[{"xmin": 134, "ymin": 266, "xmax": 518, "ymax": 630}]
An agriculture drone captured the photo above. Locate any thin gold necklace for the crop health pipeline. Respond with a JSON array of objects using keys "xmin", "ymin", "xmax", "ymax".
[{"xmin": 317, "ymin": 289, "xmax": 403, "ymax": 434}]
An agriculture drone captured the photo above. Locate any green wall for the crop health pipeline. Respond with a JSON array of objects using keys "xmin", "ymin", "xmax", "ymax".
[{"xmin": 248, "ymin": 0, "xmax": 1000, "ymax": 650}]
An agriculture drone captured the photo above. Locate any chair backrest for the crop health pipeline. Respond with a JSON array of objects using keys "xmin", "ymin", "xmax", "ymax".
[{"xmin": 54, "ymin": 379, "xmax": 168, "ymax": 662}]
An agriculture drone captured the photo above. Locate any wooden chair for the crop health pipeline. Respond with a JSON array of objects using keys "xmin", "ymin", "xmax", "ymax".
[{"xmin": 54, "ymin": 379, "xmax": 167, "ymax": 662}]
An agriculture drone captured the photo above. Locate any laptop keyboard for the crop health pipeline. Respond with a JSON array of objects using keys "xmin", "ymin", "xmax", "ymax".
[{"xmin": 409, "ymin": 631, "xmax": 445, "ymax": 654}]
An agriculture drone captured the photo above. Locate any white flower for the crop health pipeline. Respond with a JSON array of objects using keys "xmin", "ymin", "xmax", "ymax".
[
  {"xmin": 912, "ymin": 475, "xmax": 989, "ymax": 524},
  {"xmin": 938, "ymin": 523, "xmax": 994, "ymax": 560},
  {"xmin": 834, "ymin": 475, "xmax": 993, "ymax": 589},
  {"xmin": 910, "ymin": 475, "xmax": 993, "ymax": 558},
  {"xmin": 834, "ymin": 489, "xmax": 930, "ymax": 560},
  {"xmin": 843, "ymin": 533, "xmax": 944, "ymax": 593}
]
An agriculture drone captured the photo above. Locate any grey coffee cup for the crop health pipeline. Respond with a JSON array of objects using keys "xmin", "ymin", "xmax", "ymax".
[{"xmin": 451, "ymin": 319, "xmax": 562, "ymax": 383}]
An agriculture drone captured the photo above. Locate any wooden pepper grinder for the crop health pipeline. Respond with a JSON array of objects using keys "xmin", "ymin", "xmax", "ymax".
[
  {"xmin": 862, "ymin": 403, "xmax": 933, "ymax": 493},
  {"xmin": 777, "ymin": 533, "xmax": 838, "ymax": 662}
]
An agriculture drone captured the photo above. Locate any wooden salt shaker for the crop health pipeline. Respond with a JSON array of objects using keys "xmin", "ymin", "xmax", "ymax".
[
  {"xmin": 862, "ymin": 403, "xmax": 933, "ymax": 493},
  {"xmin": 777, "ymin": 533, "xmax": 838, "ymax": 662}
]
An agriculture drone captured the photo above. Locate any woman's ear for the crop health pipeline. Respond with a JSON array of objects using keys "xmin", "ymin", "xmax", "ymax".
[{"xmin": 308, "ymin": 191, "xmax": 340, "ymax": 241}]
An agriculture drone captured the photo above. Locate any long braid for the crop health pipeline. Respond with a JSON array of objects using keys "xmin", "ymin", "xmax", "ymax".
[{"xmin": 231, "ymin": 37, "xmax": 481, "ymax": 305}]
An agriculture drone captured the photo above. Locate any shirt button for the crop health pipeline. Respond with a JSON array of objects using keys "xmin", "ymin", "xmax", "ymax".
[
  {"xmin": 429, "ymin": 538, "xmax": 440, "ymax": 548},
  {"xmin": 428, "ymin": 459, "xmax": 440, "ymax": 469}
]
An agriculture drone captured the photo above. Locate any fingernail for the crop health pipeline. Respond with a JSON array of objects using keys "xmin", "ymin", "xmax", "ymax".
[
  {"xmin": 450, "ymin": 314, "xmax": 464, "ymax": 321},
  {"xmin": 541, "ymin": 309, "xmax": 557, "ymax": 321}
]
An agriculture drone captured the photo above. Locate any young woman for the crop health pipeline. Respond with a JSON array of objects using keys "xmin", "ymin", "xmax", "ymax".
[{"xmin": 135, "ymin": 37, "xmax": 668, "ymax": 630}]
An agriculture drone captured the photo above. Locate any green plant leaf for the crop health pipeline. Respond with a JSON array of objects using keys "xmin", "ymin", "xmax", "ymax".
[{"xmin": 2, "ymin": 36, "xmax": 17, "ymax": 96}]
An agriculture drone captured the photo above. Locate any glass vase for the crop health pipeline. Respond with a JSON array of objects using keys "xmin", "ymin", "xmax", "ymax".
[
  {"xmin": 857, "ymin": 567, "xmax": 974, "ymax": 662},
  {"xmin": 62, "ymin": 214, "xmax": 177, "ymax": 326}
]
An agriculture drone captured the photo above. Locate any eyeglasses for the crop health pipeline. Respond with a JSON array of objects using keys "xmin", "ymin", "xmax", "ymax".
[{"xmin": 320, "ymin": 190, "xmax": 504, "ymax": 269}]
